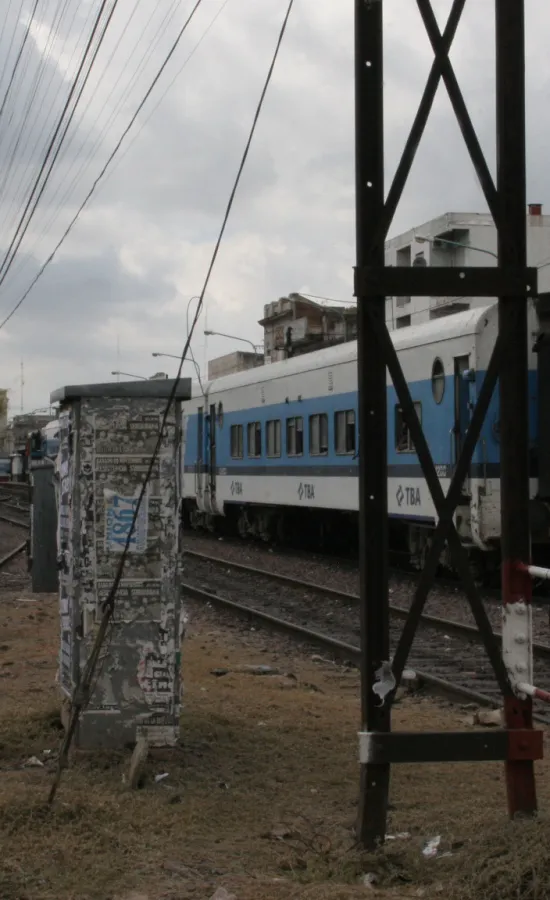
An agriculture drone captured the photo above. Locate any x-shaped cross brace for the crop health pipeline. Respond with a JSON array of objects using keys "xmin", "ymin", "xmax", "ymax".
[
  {"xmin": 369, "ymin": 0, "xmax": 503, "ymax": 259},
  {"xmin": 363, "ymin": 308, "xmax": 511, "ymax": 696}
]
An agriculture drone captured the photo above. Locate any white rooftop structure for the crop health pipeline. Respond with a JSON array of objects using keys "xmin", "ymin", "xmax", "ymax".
[{"xmin": 384, "ymin": 206, "xmax": 550, "ymax": 330}]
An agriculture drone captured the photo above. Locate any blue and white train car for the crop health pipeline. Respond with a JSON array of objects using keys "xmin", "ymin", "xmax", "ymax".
[
  {"xmin": 181, "ymin": 302, "xmax": 541, "ymax": 572},
  {"xmin": 41, "ymin": 419, "xmax": 60, "ymax": 460}
]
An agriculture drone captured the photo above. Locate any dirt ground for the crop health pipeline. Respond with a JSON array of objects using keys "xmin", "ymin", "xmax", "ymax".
[{"xmin": 1, "ymin": 581, "xmax": 550, "ymax": 900}]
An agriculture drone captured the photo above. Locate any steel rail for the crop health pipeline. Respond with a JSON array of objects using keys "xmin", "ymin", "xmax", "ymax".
[
  {"xmin": 0, "ymin": 513, "xmax": 30, "ymax": 528},
  {"xmin": 184, "ymin": 549, "xmax": 550, "ymax": 661},
  {"xmin": 0, "ymin": 541, "xmax": 26, "ymax": 569},
  {"xmin": 181, "ymin": 579, "xmax": 534, "ymax": 712}
]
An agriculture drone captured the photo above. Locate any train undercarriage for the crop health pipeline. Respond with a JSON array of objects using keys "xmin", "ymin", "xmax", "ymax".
[{"xmin": 182, "ymin": 499, "xmax": 511, "ymax": 586}]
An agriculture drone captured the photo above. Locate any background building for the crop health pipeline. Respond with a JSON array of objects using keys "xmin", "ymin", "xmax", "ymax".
[
  {"xmin": 384, "ymin": 205, "xmax": 550, "ymax": 329},
  {"xmin": 207, "ymin": 350, "xmax": 263, "ymax": 381},
  {"xmin": 259, "ymin": 292, "xmax": 357, "ymax": 362},
  {"xmin": 4, "ymin": 412, "xmax": 54, "ymax": 454}
]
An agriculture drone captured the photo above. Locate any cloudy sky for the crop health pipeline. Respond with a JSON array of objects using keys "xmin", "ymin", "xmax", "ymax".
[{"xmin": 0, "ymin": 0, "xmax": 548, "ymax": 414}]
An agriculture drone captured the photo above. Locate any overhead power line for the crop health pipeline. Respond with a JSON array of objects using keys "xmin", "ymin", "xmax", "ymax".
[
  {"xmin": 0, "ymin": 0, "xmax": 211, "ymax": 331},
  {"xmin": 47, "ymin": 0, "xmax": 296, "ymax": 805},
  {"xmin": 0, "ymin": 0, "xmax": 120, "ymax": 290},
  {"xmin": 1, "ymin": 0, "xmax": 193, "ymax": 287},
  {"xmin": 0, "ymin": 0, "xmax": 41, "ymax": 124},
  {"xmin": 0, "ymin": 0, "xmax": 81, "ymax": 235}
]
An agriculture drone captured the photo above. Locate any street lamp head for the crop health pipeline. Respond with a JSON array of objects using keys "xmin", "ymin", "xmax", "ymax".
[
  {"xmin": 415, "ymin": 235, "xmax": 429, "ymax": 244},
  {"xmin": 151, "ymin": 353, "xmax": 160, "ymax": 357},
  {"xmin": 204, "ymin": 330, "xmax": 214, "ymax": 336}
]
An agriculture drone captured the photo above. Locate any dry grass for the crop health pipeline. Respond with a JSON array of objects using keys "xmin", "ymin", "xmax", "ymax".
[{"xmin": 1, "ymin": 583, "xmax": 550, "ymax": 899}]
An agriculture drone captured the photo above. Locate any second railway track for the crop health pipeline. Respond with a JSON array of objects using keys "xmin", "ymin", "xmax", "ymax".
[{"xmin": 183, "ymin": 548, "xmax": 550, "ymax": 723}]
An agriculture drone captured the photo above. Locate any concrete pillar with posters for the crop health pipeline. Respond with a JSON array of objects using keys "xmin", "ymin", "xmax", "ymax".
[{"xmin": 50, "ymin": 378, "xmax": 191, "ymax": 750}]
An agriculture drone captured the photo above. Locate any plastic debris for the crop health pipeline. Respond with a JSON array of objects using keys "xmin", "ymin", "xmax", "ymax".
[
  {"xmin": 235, "ymin": 664, "xmax": 279, "ymax": 675},
  {"xmin": 372, "ymin": 661, "xmax": 396, "ymax": 705},
  {"xmin": 266, "ymin": 824, "xmax": 293, "ymax": 840},
  {"xmin": 24, "ymin": 756, "xmax": 44, "ymax": 768},
  {"xmin": 210, "ymin": 889, "xmax": 236, "ymax": 900},
  {"xmin": 473, "ymin": 708, "xmax": 504, "ymax": 727},
  {"xmin": 423, "ymin": 836, "xmax": 441, "ymax": 858},
  {"xmin": 361, "ymin": 872, "xmax": 378, "ymax": 889},
  {"xmin": 386, "ymin": 832, "xmax": 411, "ymax": 841},
  {"xmin": 154, "ymin": 772, "xmax": 169, "ymax": 783}
]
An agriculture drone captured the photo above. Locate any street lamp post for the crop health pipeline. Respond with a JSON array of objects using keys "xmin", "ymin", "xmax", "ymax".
[
  {"xmin": 111, "ymin": 370, "xmax": 147, "ymax": 380},
  {"xmin": 416, "ymin": 234, "xmax": 498, "ymax": 260},
  {"xmin": 203, "ymin": 329, "xmax": 262, "ymax": 353}
]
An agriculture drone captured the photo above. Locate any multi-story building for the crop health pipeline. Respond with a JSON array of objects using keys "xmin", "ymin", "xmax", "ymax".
[
  {"xmin": 259, "ymin": 292, "xmax": 357, "ymax": 363},
  {"xmin": 4, "ymin": 413, "xmax": 54, "ymax": 454},
  {"xmin": 384, "ymin": 205, "xmax": 550, "ymax": 329}
]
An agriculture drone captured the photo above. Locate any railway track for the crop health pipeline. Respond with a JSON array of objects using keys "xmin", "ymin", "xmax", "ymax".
[
  {"xmin": 0, "ymin": 511, "xmax": 29, "ymax": 529},
  {"xmin": 0, "ymin": 541, "xmax": 27, "ymax": 570},
  {"xmin": 0, "ymin": 486, "xmax": 30, "ymax": 530},
  {"xmin": 183, "ymin": 549, "xmax": 550, "ymax": 723}
]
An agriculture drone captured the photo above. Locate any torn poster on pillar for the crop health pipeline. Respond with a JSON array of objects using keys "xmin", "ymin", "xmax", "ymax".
[
  {"xmin": 137, "ymin": 642, "xmax": 174, "ymax": 706},
  {"xmin": 104, "ymin": 487, "xmax": 149, "ymax": 554}
]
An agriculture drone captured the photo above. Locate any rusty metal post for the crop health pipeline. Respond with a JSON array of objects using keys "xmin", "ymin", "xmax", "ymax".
[
  {"xmin": 495, "ymin": 0, "xmax": 537, "ymax": 815},
  {"xmin": 355, "ymin": 0, "xmax": 390, "ymax": 848}
]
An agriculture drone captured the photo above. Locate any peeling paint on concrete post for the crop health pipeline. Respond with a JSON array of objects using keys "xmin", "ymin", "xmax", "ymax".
[{"xmin": 50, "ymin": 379, "xmax": 191, "ymax": 750}]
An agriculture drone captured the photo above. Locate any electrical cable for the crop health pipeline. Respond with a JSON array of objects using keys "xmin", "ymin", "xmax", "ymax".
[
  {"xmin": 0, "ymin": 0, "xmax": 208, "ymax": 331},
  {"xmin": 0, "ymin": 0, "xmax": 77, "ymax": 228},
  {"xmin": 0, "ymin": 0, "xmax": 92, "ymax": 215},
  {"xmin": 0, "ymin": 0, "xmax": 120, "ymax": 288},
  {"xmin": 0, "ymin": 1, "xmax": 20, "ymax": 87},
  {"xmin": 0, "ymin": 0, "xmax": 41, "ymax": 125},
  {"xmin": 46, "ymin": 0, "xmax": 296, "ymax": 805},
  {"xmin": 186, "ymin": 295, "xmax": 206, "ymax": 394},
  {"xmin": 2, "ymin": 0, "xmax": 186, "ymax": 285},
  {"xmin": 96, "ymin": 0, "xmax": 231, "ymax": 194},
  {"xmin": 0, "ymin": 0, "xmax": 27, "ymax": 113},
  {"xmin": 0, "ymin": 0, "xmax": 117, "ymax": 269},
  {"xmin": 3, "ymin": 0, "xmax": 230, "ymax": 293},
  {"xmin": 43, "ymin": 0, "xmax": 180, "ymax": 199}
]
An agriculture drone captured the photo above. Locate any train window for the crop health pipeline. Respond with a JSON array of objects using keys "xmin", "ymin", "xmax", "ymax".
[
  {"xmin": 395, "ymin": 402, "xmax": 422, "ymax": 453},
  {"xmin": 266, "ymin": 419, "xmax": 281, "ymax": 457},
  {"xmin": 247, "ymin": 422, "xmax": 262, "ymax": 458},
  {"xmin": 230, "ymin": 424, "xmax": 243, "ymax": 459},
  {"xmin": 335, "ymin": 410, "xmax": 356, "ymax": 454},
  {"xmin": 431, "ymin": 358, "xmax": 445, "ymax": 404},
  {"xmin": 286, "ymin": 417, "xmax": 304, "ymax": 456},
  {"xmin": 309, "ymin": 413, "xmax": 328, "ymax": 456}
]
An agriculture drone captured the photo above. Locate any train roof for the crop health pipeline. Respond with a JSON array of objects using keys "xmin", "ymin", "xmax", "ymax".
[
  {"xmin": 41, "ymin": 419, "xmax": 60, "ymax": 436},
  {"xmin": 189, "ymin": 302, "xmax": 496, "ymax": 398}
]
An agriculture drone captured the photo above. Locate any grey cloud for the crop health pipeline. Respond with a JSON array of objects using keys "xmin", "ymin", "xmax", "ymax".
[{"xmin": 1, "ymin": 0, "xmax": 550, "ymax": 412}]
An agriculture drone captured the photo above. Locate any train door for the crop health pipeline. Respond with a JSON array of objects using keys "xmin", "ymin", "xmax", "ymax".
[
  {"xmin": 195, "ymin": 406, "xmax": 204, "ymax": 501},
  {"xmin": 201, "ymin": 404, "xmax": 217, "ymax": 515},
  {"xmin": 453, "ymin": 354, "xmax": 470, "ymax": 492},
  {"xmin": 208, "ymin": 403, "xmax": 217, "ymax": 500}
]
